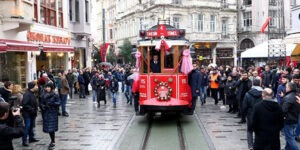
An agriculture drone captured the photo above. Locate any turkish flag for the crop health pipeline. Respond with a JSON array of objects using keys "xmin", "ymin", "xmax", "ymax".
[{"xmin": 261, "ymin": 17, "xmax": 272, "ymax": 33}]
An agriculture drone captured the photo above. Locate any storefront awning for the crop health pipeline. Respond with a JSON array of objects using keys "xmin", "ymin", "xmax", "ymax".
[
  {"xmin": 241, "ymin": 42, "xmax": 296, "ymax": 58},
  {"xmin": 290, "ymin": 44, "xmax": 300, "ymax": 61},
  {"xmin": 40, "ymin": 44, "xmax": 74, "ymax": 52},
  {"xmin": 0, "ymin": 39, "xmax": 39, "ymax": 52},
  {"xmin": 0, "ymin": 43, "xmax": 7, "ymax": 53},
  {"xmin": 284, "ymin": 33, "xmax": 300, "ymax": 44}
]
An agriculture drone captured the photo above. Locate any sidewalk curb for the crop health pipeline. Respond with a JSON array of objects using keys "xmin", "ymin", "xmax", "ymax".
[{"xmin": 194, "ymin": 113, "xmax": 216, "ymax": 150}]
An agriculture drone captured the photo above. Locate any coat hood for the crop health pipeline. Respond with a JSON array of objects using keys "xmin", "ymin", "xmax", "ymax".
[
  {"xmin": 248, "ymin": 86, "xmax": 263, "ymax": 98},
  {"xmin": 261, "ymin": 99, "xmax": 279, "ymax": 112}
]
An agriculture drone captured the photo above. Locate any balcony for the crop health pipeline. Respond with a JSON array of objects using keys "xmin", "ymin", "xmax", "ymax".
[{"xmin": 221, "ymin": 33, "xmax": 229, "ymax": 39}]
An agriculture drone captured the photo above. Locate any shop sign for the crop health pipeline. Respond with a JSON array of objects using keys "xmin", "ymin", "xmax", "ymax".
[{"xmin": 27, "ymin": 31, "xmax": 71, "ymax": 45}]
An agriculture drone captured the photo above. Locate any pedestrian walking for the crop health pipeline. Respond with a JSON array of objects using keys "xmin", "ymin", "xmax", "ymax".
[
  {"xmin": 199, "ymin": 67, "xmax": 208, "ymax": 105},
  {"xmin": 21, "ymin": 82, "xmax": 39, "ymax": 146},
  {"xmin": 124, "ymin": 68, "xmax": 133, "ymax": 105},
  {"xmin": 55, "ymin": 73, "xmax": 62, "ymax": 100},
  {"xmin": 40, "ymin": 83, "xmax": 60, "ymax": 150},
  {"xmin": 188, "ymin": 64, "xmax": 201, "ymax": 114},
  {"xmin": 60, "ymin": 71, "xmax": 70, "ymax": 117},
  {"xmin": 109, "ymin": 75, "xmax": 118, "ymax": 107},
  {"xmin": 262, "ymin": 65, "xmax": 273, "ymax": 89},
  {"xmin": 83, "ymin": 68, "xmax": 91, "ymax": 95},
  {"xmin": 277, "ymin": 75, "xmax": 289, "ymax": 105},
  {"xmin": 11, "ymin": 85, "xmax": 23, "ymax": 108},
  {"xmin": 242, "ymin": 79, "xmax": 263, "ymax": 150},
  {"xmin": 224, "ymin": 75, "xmax": 237, "ymax": 113},
  {"xmin": 97, "ymin": 75, "xmax": 106, "ymax": 107},
  {"xmin": 78, "ymin": 71, "xmax": 86, "ymax": 99},
  {"xmin": 0, "ymin": 81, "xmax": 13, "ymax": 102},
  {"xmin": 282, "ymin": 82, "xmax": 300, "ymax": 150},
  {"xmin": 250, "ymin": 88, "xmax": 284, "ymax": 150},
  {"xmin": 72, "ymin": 68, "xmax": 79, "ymax": 94},
  {"xmin": 91, "ymin": 72, "xmax": 100, "ymax": 103},
  {"xmin": 66, "ymin": 69, "xmax": 75, "ymax": 99},
  {"xmin": 209, "ymin": 68, "xmax": 220, "ymax": 105}
]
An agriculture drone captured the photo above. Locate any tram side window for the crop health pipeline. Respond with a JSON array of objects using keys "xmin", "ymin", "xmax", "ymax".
[
  {"xmin": 142, "ymin": 47, "xmax": 149, "ymax": 73},
  {"xmin": 164, "ymin": 51, "xmax": 173, "ymax": 68}
]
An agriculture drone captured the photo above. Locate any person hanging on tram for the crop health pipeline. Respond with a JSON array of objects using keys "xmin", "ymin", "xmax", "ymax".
[{"xmin": 150, "ymin": 55, "xmax": 161, "ymax": 73}]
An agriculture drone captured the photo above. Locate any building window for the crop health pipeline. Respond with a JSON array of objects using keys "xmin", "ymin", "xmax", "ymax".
[
  {"xmin": 34, "ymin": 0, "xmax": 38, "ymax": 22},
  {"xmin": 269, "ymin": 0, "xmax": 276, "ymax": 6},
  {"xmin": 39, "ymin": 0, "xmax": 57, "ymax": 26},
  {"xmin": 172, "ymin": 0, "xmax": 181, "ymax": 4},
  {"xmin": 110, "ymin": 29, "xmax": 113, "ymax": 40},
  {"xmin": 140, "ymin": 18, "xmax": 143, "ymax": 30},
  {"xmin": 269, "ymin": 10, "xmax": 277, "ymax": 27},
  {"xmin": 243, "ymin": 0, "xmax": 252, "ymax": 5},
  {"xmin": 173, "ymin": 17, "xmax": 180, "ymax": 29},
  {"xmin": 58, "ymin": 0, "xmax": 63, "ymax": 27},
  {"xmin": 85, "ymin": 0, "xmax": 89, "ymax": 22},
  {"xmin": 210, "ymin": 15, "xmax": 216, "ymax": 32},
  {"xmin": 222, "ymin": 20, "xmax": 227, "ymax": 35},
  {"xmin": 243, "ymin": 12, "xmax": 252, "ymax": 27},
  {"xmin": 198, "ymin": 14, "xmax": 203, "ymax": 32},
  {"xmin": 190, "ymin": 14, "xmax": 194, "ymax": 32},
  {"xmin": 75, "ymin": 0, "xmax": 80, "ymax": 22},
  {"xmin": 69, "ymin": 0, "xmax": 72, "ymax": 21}
]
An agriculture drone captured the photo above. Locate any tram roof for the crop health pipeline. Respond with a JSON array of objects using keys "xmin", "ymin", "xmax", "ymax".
[{"xmin": 138, "ymin": 39, "xmax": 189, "ymax": 47}]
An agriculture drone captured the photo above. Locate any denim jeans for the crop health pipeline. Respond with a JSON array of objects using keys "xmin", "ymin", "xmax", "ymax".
[
  {"xmin": 199, "ymin": 86, "xmax": 207, "ymax": 102},
  {"xmin": 22, "ymin": 117, "xmax": 36, "ymax": 143},
  {"xmin": 112, "ymin": 92, "xmax": 117, "ymax": 104},
  {"xmin": 61, "ymin": 94, "xmax": 68, "ymax": 113},
  {"xmin": 295, "ymin": 114, "xmax": 300, "ymax": 137},
  {"xmin": 79, "ymin": 84, "xmax": 85, "ymax": 98},
  {"xmin": 284, "ymin": 124, "xmax": 299, "ymax": 150},
  {"xmin": 125, "ymin": 85, "xmax": 132, "ymax": 103},
  {"xmin": 69, "ymin": 83, "xmax": 73, "ymax": 98},
  {"xmin": 92, "ymin": 90, "xmax": 97, "ymax": 102},
  {"xmin": 247, "ymin": 130, "xmax": 254, "ymax": 149}
]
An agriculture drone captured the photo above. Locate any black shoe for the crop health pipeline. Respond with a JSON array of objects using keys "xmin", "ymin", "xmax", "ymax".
[
  {"xmin": 227, "ymin": 109, "xmax": 233, "ymax": 113},
  {"xmin": 127, "ymin": 100, "xmax": 129, "ymax": 104},
  {"xmin": 58, "ymin": 112, "xmax": 61, "ymax": 116},
  {"xmin": 29, "ymin": 139, "xmax": 39, "ymax": 143},
  {"xmin": 238, "ymin": 120, "xmax": 246, "ymax": 124},
  {"xmin": 22, "ymin": 142, "xmax": 29, "ymax": 147},
  {"xmin": 135, "ymin": 111, "xmax": 140, "ymax": 115},
  {"xmin": 204, "ymin": 100, "xmax": 206, "ymax": 103},
  {"xmin": 201, "ymin": 102, "xmax": 204, "ymax": 106},
  {"xmin": 113, "ymin": 103, "xmax": 116, "ymax": 108},
  {"xmin": 130, "ymin": 102, "xmax": 132, "ymax": 105},
  {"xmin": 62, "ymin": 112, "xmax": 69, "ymax": 117},
  {"xmin": 48, "ymin": 143, "xmax": 55, "ymax": 150},
  {"xmin": 296, "ymin": 137, "xmax": 300, "ymax": 143}
]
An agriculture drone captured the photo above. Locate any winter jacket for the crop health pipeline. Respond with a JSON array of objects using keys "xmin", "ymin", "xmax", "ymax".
[
  {"xmin": 242, "ymin": 86, "xmax": 263, "ymax": 129},
  {"xmin": 60, "ymin": 76, "xmax": 70, "ymax": 95},
  {"xmin": 282, "ymin": 91, "xmax": 300, "ymax": 125},
  {"xmin": 21, "ymin": 90, "xmax": 38, "ymax": 118},
  {"xmin": 0, "ymin": 115, "xmax": 24, "ymax": 150},
  {"xmin": 72, "ymin": 72, "xmax": 79, "ymax": 83},
  {"xmin": 40, "ymin": 92, "xmax": 60, "ymax": 133},
  {"xmin": 235, "ymin": 79, "xmax": 252, "ymax": 101},
  {"xmin": 90, "ymin": 76, "xmax": 100, "ymax": 90},
  {"xmin": 55, "ymin": 77, "xmax": 62, "ymax": 89},
  {"xmin": 250, "ymin": 99, "xmax": 284, "ymax": 150},
  {"xmin": 188, "ymin": 70, "xmax": 202, "ymax": 97},
  {"xmin": 83, "ymin": 71, "xmax": 91, "ymax": 84},
  {"xmin": 109, "ymin": 79, "xmax": 119, "ymax": 93},
  {"xmin": 262, "ymin": 71, "xmax": 273, "ymax": 88},
  {"xmin": 97, "ymin": 79, "xmax": 106, "ymax": 101},
  {"xmin": 78, "ymin": 75, "xmax": 85, "ymax": 85},
  {"xmin": 0, "ymin": 87, "xmax": 12, "ymax": 102},
  {"xmin": 125, "ymin": 72, "xmax": 132, "ymax": 86},
  {"xmin": 276, "ymin": 84, "xmax": 285, "ymax": 104},
  {"xmin": 224, "ymin": 80, "xmax": 236, "ymax": 97},
  {"xmin": 200, "ymin": 72, "xmax": 209, "ymax": 86},
  {"xmin": 66, "ymin": 73, "xmax": 75, "ymax": 84}
]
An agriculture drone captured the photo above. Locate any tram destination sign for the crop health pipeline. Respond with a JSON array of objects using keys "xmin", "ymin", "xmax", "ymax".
[{"xmin": 146, "ymin": 25, "xmax": 179, "ymax": 37}]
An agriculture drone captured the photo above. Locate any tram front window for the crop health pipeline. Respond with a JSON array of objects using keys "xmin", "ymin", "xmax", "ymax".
[
  {"xmin": 164, "ymin": 53, "xmax": 173, "ymax": 68},
  {"xmin": 150, "ymin": 55, "xmax": 161, "ymax": 73}
]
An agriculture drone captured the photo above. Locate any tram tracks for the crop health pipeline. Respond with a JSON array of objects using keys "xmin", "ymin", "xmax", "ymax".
[{"xmin": 141, "ymin": 114, "xmax": 187, "ymax": 150}]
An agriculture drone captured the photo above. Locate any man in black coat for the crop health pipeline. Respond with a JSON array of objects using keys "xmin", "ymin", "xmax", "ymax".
[
  {"xmin": 262, "ymin": 65, "xmax": 273, "ymax": 88},
  {"xmin": 150, "ymin": 55, "xmax": 161, "ymax": 73},
  {"xmin": 242, "ymin": 79, "xmax": 263, "ymax": 150},
  {"xmin": 235, "ymin": 71, "xmax": 252, "ymax": 122},
  {"xmin": 250, "ymin": 88, "xmax": 284, "ymax": 150},
  {"xmin": 21, "ymin": 82, "xmax": 39, "ymax": 146},
  {"xmin": 83, "ymin": 69, "xmax": 91, "ymax": 95},
  {"xmin": 0, "ymin": 102, "xmax": 24, "ymax": 150},
  {"xmin": 187, "ymin": 63, "xmax": 202, "ymax": 115},
  {"xmin": 282, "ymin": 82, "xmax": 300, "ymax": 150}
]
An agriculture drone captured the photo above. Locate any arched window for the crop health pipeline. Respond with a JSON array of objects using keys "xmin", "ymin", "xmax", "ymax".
[{"xmin": 240, "ymin": 39, "xmax": 254, "ymax": 50}]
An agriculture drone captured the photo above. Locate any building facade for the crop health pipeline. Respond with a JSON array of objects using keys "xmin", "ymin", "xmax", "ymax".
[
  {"xmin": 0, "ymin": 0, "xmax": 72, "ymax": 88},
  {"xmin": 96, "ymin": 0, "xmax": 238, "ymax": 66},
  {"xmin": 68, "ymin": 0, "xmax": 92, "ymax": 69},
  {"xmin": 237, "ymin": 0, "xmax": 292, "ymax": 66}
]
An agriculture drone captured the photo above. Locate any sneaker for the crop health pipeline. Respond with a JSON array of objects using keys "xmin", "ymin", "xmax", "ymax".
[
  {"xmin": 29, "ymin": 139, "xmax": 39, "ymax": 143},
  {"xmin": 93, "ymin": 101, "xmax": 97, "ymax": 104},
  {"xmin": 48, "ymin": 143, "xmax": 55, "ymax": 150},
  {"xmin": 22, "ymin": 142, "xmax": 29, "ymax": 147},
  {"xmin": 62, "ymin": 112, "xmax": 69, "ymax": 117},
  {"xmin": 238, "ymin": 119, "xmax": 246, "ymax": 124}
]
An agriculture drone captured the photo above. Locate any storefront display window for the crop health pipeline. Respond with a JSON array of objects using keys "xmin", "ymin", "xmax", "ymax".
[
  {"xmin": 36, "ymin": 52, "xmax": 67, "ymax": 75},
  {"xmin": 0, "ymin": 52, "xmax": 27, "ymax": 88},
  {"xmin": 73, "ymin": 48, "xmax": 86, "ymax": 69}
]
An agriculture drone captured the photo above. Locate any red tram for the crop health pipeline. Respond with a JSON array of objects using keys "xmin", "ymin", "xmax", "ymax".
[{"xmin": 135, "ymin": 21, "xmax": 193, "ymax": 115}]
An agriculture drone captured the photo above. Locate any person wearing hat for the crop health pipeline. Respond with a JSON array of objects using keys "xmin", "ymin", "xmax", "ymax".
[
  {"xmin": 224, "ymin": 74, "xmax": 237, "ymax": 113},
  {"xmin": 40, "ymin": 83, "xmax": 60, "ymax": 150},
  {"xmin": 109, "ymin": 75, "xmax": 119, "ymax": 107},
  {"xmin": 21, "ymin": 82, "xmax": 39, "ymax": 146}
]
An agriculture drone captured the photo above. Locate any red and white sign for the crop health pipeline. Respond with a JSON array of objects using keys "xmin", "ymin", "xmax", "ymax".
[
  {"xmin": 146, "ymin": 25, "xmax": 178, "ymax": 37},
  {"xmin": 27, "ymin": 31, "xmax": 71, "ymax": 45}
]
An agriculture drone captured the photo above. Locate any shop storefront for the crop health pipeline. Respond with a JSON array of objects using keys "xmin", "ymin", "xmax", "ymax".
[{"xmin": 216, "ymin": 48, "xmax": 234, "ymax": 66}]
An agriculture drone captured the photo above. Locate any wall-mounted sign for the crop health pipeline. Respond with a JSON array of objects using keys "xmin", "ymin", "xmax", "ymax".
[
  {"xmin": 27, "ymin": 31, "xmax": 71, "ymax": 45},
  {"xmin": 146, "ymin": 25, "xmax": 178, "ymax": 37}
]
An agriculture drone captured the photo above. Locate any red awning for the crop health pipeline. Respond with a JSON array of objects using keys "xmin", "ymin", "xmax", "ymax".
[
  {"xmin": 40, "ymin": 44, "xmax": 74, "ymax": 52},
  {"xmin": 0, "ymin": 43, "xmax": 7, "ymax": 53},
  {"xmin": 0, "ymin": 39, "xmax": 39, "ymax": 52}
]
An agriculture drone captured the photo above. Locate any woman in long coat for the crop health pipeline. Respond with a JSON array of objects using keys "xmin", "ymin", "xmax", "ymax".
[
  {"xmin": 40, "ymin": 83, "xmax": 60, "ymax": 150},
  {"xmin": 97, "ymin": 75, "xmax": 106, "ymax": 107},
  {"xmin": 224, "ymin": 75, "xmax": 237, "ymax": 113}
]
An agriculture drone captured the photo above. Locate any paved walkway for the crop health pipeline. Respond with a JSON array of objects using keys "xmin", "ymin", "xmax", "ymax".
[
  {"xmin": 13, "ymin": 91, "xmax": 134, "ymax": 150},
  {"xmin": 195, "ymin": 97, "xmax": 289, "ymax": 150}
]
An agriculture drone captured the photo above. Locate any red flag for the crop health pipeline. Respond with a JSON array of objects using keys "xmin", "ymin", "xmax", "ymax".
[{"xmin": 261, "ymin": 17, "xmax": 272, "ymax": 33}]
